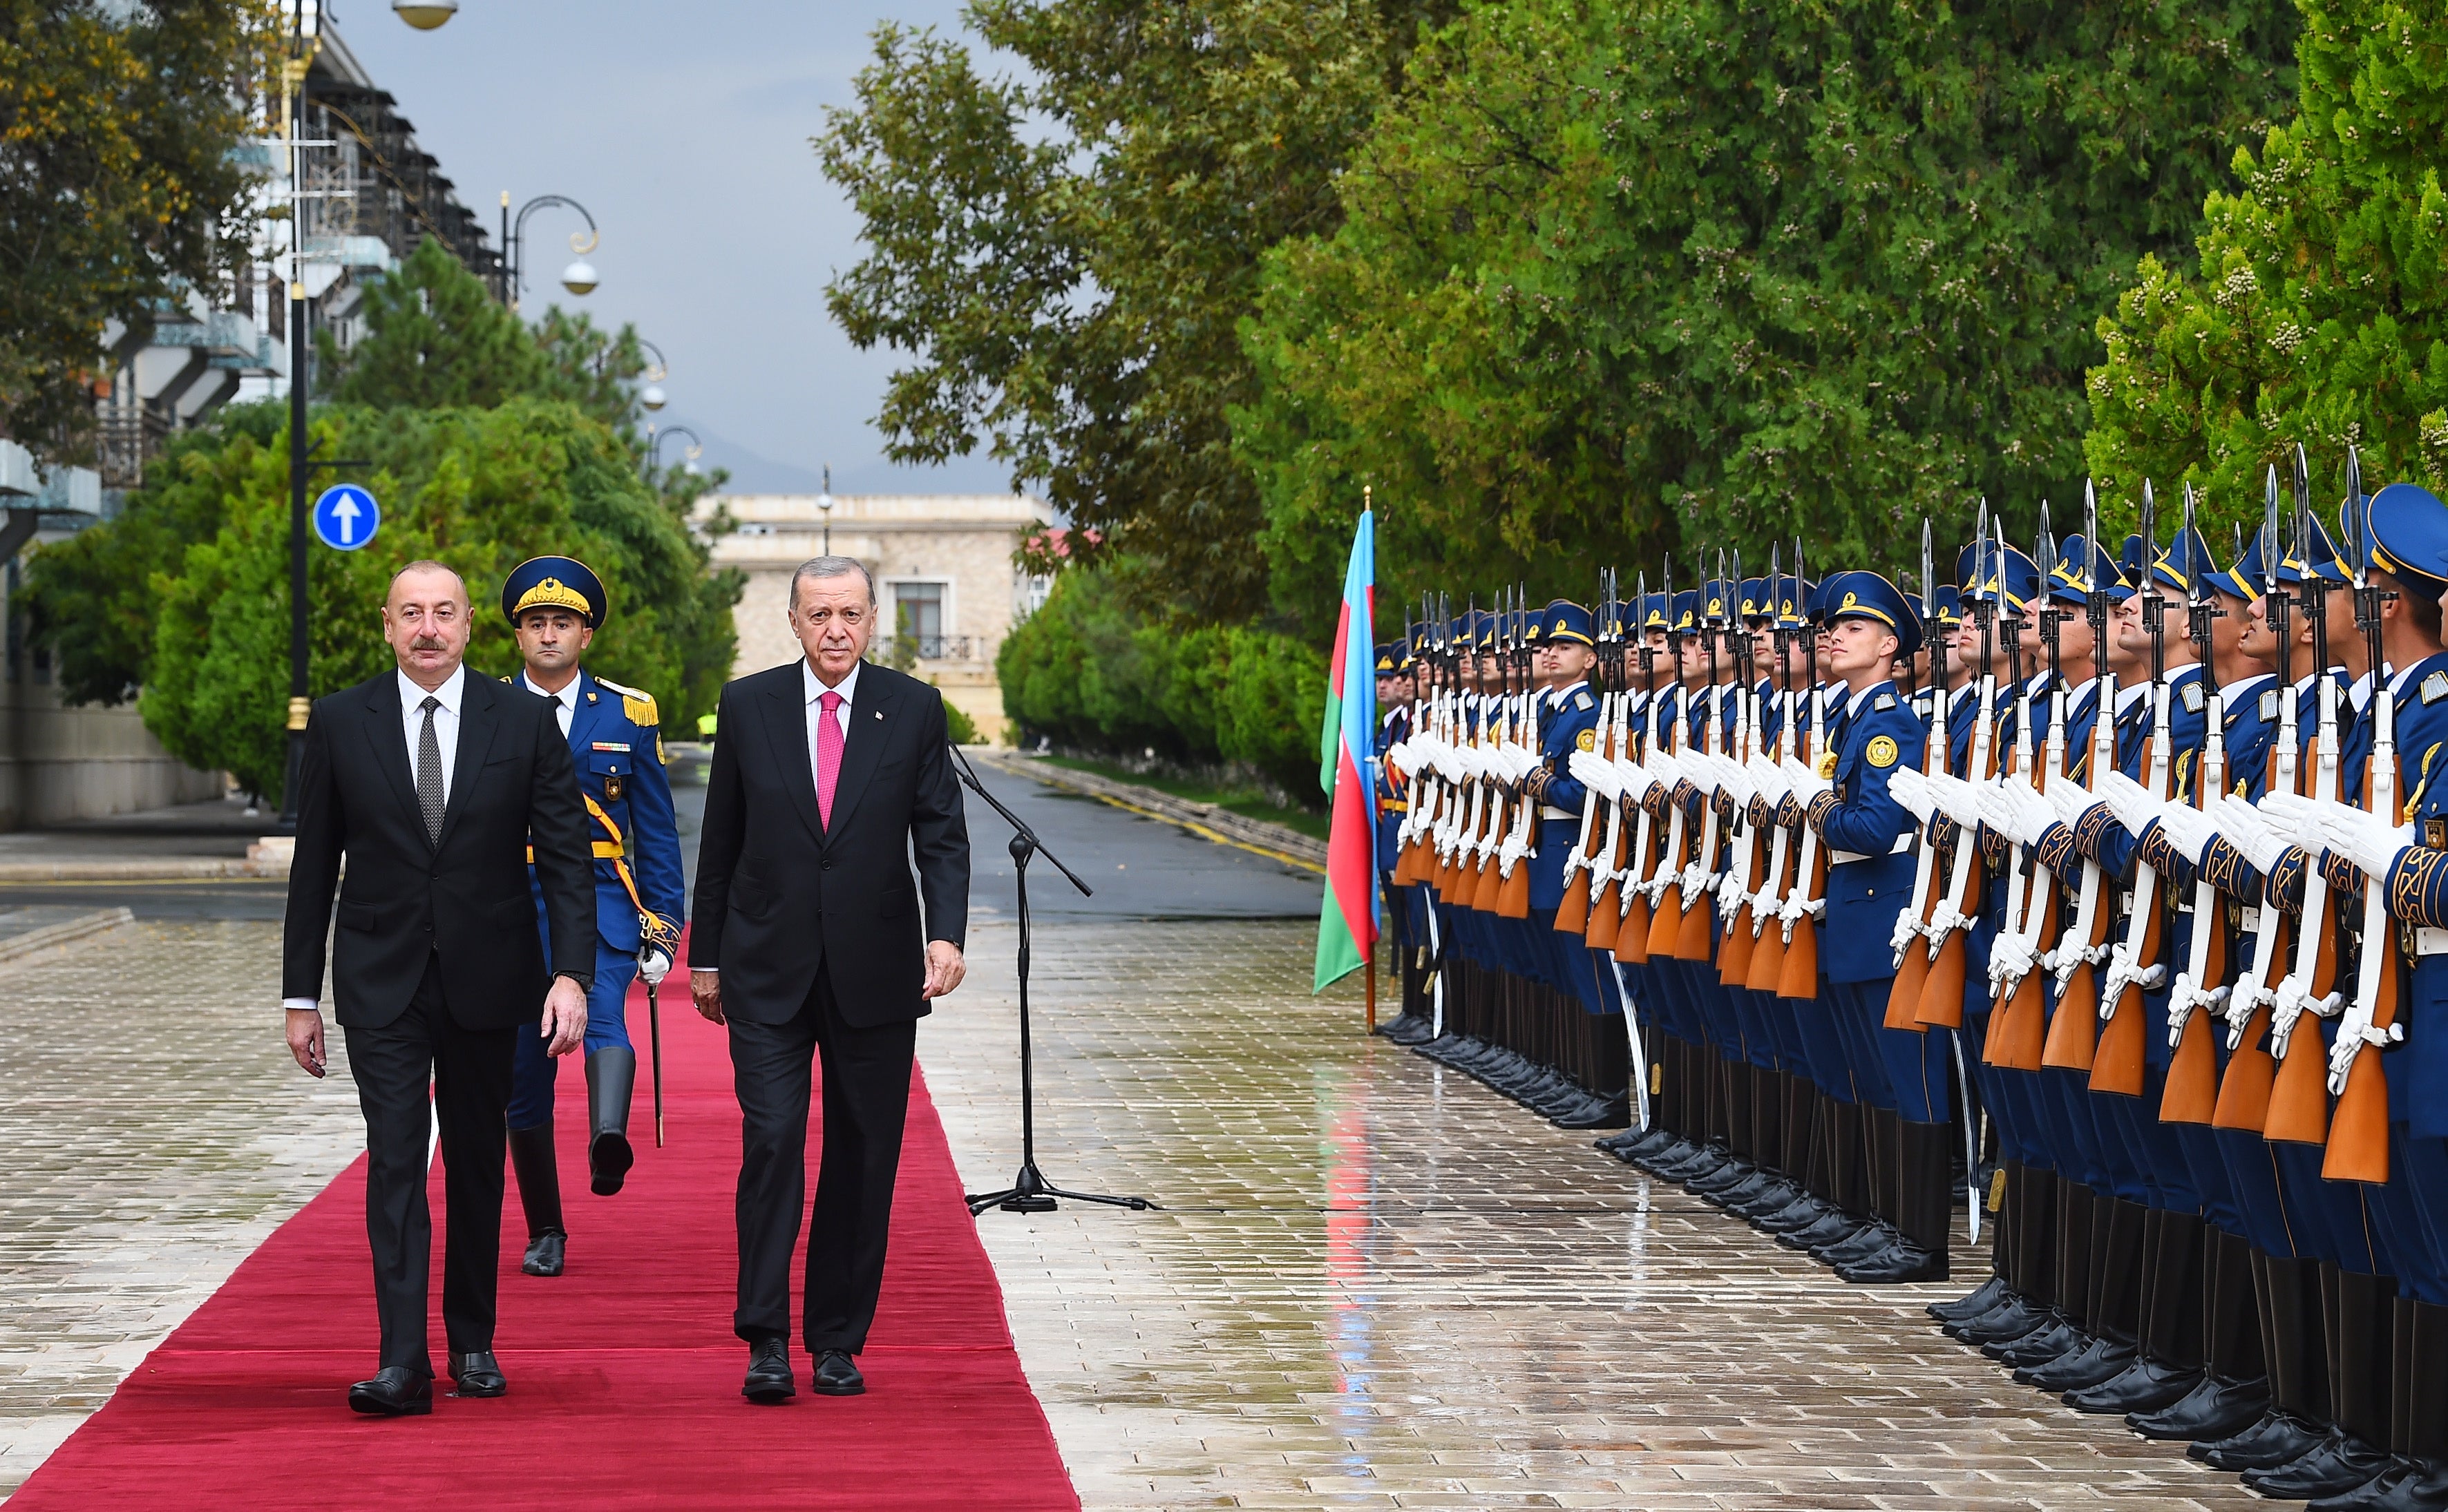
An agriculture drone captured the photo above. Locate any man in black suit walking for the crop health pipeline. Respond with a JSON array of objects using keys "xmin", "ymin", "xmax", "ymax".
[
  {"xmin": 690, "ymin": 555, "xmax": 970, "ymax": 1403},
  {"xmin": 282, "ymin": 560, "xmax": 596, "ymax": 1416}
]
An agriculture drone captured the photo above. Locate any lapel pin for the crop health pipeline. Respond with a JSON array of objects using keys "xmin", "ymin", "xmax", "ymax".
[{"xmin": 873, "ymin": 710, "xmax": 884, "ymax": 720}]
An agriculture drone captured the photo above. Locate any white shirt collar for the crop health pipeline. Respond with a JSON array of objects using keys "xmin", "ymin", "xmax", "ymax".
[
  {"xmin": 1844, "ymin": 678, "xmax": 1894, "ymax": 718},
  {"xmin": 2116, "ymin": 682, "xmax": 2151, "ymax": 714},
  {"xmin": 400, "ymin": 662, "xmax": 466, "ymax": 714},
  {"xmin": 520, "ymin": 669, "xmax": 580, "ymax": 705},
  {"xmin": 804, "ymin": 657, "xmax": 861, "ymax": 707}
]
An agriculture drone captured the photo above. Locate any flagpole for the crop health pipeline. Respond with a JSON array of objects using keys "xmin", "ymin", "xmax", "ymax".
[{"xmin": 1365, "ymin": 937, "xmax": 1377, "ymax": 1033}]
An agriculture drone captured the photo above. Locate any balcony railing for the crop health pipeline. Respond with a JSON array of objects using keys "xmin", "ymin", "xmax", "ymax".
[
  {"xmin": 94, "ymin": 401, "xmax": 174, "ymax": 492},
  {"xmin": 872, "ymin": 635, "xmax": 983, "ymax": 664}
]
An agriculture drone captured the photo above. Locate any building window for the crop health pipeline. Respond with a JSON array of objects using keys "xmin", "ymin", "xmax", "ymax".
[{"xmin": 894, "ymin": 581, "xmax": 945, "ymax": 659}]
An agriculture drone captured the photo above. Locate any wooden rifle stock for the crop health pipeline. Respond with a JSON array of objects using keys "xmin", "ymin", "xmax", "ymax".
[
  {"xmin": 2090, "ymin": 900, "xmax": 2159, "ymax": 1096},
  {"xmin": 1719, "ymin": 821, "xmax": 1762, "ymax": 986},
  {"xmin": 1884, "ymin": 889, "xmax": 1935, "ymax": 1029},
  {"xmin": 2323, "ymin": 923, "xmax": 2398, "ymax": 1182},
  {"xmin": 2265, "ymin": 725, "xmax": 2342, "ymax": 1146},
  {"xmin": 1774, "ymin": 844, "xmax": 1823, "ymax": 999},
  {"xmin": 2160, "ymin": 904, "xmax": 2225, "ymax": 1123}
]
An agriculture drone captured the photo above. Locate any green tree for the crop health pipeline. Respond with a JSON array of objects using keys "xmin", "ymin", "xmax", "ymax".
[
  {"xmin": 0, "ymin": 0, "xmax": 281, "ymax": 454},
  {"xmin": 134, "ymin": 400, "xmax": 739, "ymax": 801},
  {"xmin": 1236, "ymin": 0, "xmax": 2300, "ymax": 612},
  {"xmin": 817, "ymin": 0, "xmax": 1453, "ymax": 620},
  {"xmin": 2085, "ymin": 0, "xmax": 2448, "ymax": 525},
  {"xmin": 320, "ymin": 236, "xmax": 654, "ymax": 437}
]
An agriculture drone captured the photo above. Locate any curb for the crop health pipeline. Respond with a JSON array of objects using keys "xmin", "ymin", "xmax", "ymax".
[
  {"xmin": 0, "ymin": 859, "xmax": 286, "ymax": 882},
  {"xmin": 0, "ymin": 907, "xmax": 136, "ymax": 964},
  {"xmin": 971, "ymin": 752, "xmax": 1327, "ymax": 873}
]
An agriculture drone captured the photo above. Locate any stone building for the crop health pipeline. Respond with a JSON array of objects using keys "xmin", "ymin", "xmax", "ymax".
[{"xmin": 701, "ymin": 492, "xmax": 1054, "ymax": 744}]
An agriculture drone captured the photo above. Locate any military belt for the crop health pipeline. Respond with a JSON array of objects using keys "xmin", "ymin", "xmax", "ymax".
[
  {"xmin": 1829, "ymin": 834, "xmax": 1915, "ymax": 865},
  {"xmin": 2416, "ymin": 926, "xmax": 2448, "ymax": 958},
  {"xmin": 1539, "ymin": 805, "xmax": 1578, "ymax": 821}
]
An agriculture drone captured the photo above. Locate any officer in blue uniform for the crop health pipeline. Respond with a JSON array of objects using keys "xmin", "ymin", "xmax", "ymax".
[{"xmin": 498, "ymin": 557, "xmax": 686, "ymax": 1279}]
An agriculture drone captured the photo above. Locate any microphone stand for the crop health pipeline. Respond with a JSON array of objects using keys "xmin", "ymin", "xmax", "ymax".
[{"xmin": 948, "ymin": 743, "xmax": 1157, "ymax": 1215}]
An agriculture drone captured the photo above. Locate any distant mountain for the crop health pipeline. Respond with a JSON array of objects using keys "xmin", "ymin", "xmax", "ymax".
[{"xmin": 652, "ymin": 412, "xmax": 1019, "ymax": 496}]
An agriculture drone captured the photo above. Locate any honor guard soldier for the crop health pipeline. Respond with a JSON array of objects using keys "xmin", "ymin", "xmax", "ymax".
[
  {"xmin": 1795, "ymin": 568, "xmax": 1948, "ymax": 1283},
  {"xmin": 498, "ymin": 557, "xmax": 687, "ymax": 1278}
]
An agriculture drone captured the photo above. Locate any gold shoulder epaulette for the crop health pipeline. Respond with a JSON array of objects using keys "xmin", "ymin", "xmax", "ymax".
[{"xmin": 594, "ymin": 676, "xmax": 658, "ymax": 727}]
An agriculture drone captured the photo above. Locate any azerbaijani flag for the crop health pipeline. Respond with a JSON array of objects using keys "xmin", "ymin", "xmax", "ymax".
[{"xmin": 1313, "ymin": 508, "xmax": 1376, "ymax": 992}]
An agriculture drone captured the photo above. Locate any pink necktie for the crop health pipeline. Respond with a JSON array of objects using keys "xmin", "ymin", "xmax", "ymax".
[{"xmin": 816, "ymin": 690, "xmax": 844, "ymax": 828}]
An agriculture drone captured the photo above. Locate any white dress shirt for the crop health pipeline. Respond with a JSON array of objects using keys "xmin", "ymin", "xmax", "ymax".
[
  {"xmin": 521, "ymin": 670, "xmax": 578, "ymax": 738},
  {"xmin": 401, "ymin": 664, "xmax": 468, "ymax": 805},
  {"xmin": 284, "ymin": 663, "xmax": 469, "ymax": 1013},
  {"xmin": 804, "ymin": 657, "xmax": 860, "ymax": 767},
  {"xmin": 698, "ymin": 660, "xmax": 862, "ymax": 981}
]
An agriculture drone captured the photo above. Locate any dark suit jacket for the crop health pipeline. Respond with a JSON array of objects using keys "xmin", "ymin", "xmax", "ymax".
[
  {"xmin": 283, "ymin": 669, "xmax": 596, "ymax": 1030},
  {"xmin": 689, "ymin": 659, "xmax": 969, "ymax": 1026}
]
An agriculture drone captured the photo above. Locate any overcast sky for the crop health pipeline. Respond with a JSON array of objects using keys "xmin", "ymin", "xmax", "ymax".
[{"xmin": 337, "ymin": 0, "xmax": 1017, "ymax": 496}]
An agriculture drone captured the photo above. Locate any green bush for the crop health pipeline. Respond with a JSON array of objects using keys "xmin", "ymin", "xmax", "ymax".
[
  {"xmin": 943, "ymin": 698, "xmax": 979, "ymax": 745},
  {"xmin": 998, "ymin": 566, "xmax": 1327, "ymax": 801}
]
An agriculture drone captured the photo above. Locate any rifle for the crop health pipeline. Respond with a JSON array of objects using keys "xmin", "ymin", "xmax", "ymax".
[
  {"xmin": 1646, "ymin": 556, "xmax": 1697, "ymax": 959},
  {"xmin": 1918, "ymin": 506, "xmax": 2000, "ymax": 1029},
  {"xmin": 1720, "ymin": 553, "xmax": 1770, "ymax": 985},
  {"xmin": 2042, "ymin": 486, "xmax": 2118, "ymax": 1070},
  {"xmin": 1746, "ymin": 554, "xmax": 1801, "ymax": 993},
  {"xmin": 2163, "ymin": 486, "xmax": 2230, "ymax": 1123},
  {"xmin": 1557, "ymin": 571, "xmax": 1613, "ymax": 935},
  {"xmin": 2265, "ymin": 445, "xmax": 2344, "ymax": 1142},
  {"xmin": 1987, "ymin": 509, "xmax": 2065, "ymax": 1069},
  {"xmin": 1493, "ymin": 587, "xmax": 1538, "ymax": 919},
  {"xmin": 2094, "ymin": 481, "xmax": 2172, "ymax": 1093},
  {"xmin": 1887, "ymin": 519, "xmax": 1948, "ymax": 1029},
  {"xmin": 1467, "ymin": 591, "xmax": 1512, "ymax": 911},
  {"xmin": 1776, "ymin": 539, "xmax": 1828, "ymax": 999},
  {"xmin": 1613, "ymin": 576, "xmax": 1664, "ymax": 962},
  {"xmin": 2326, "ymin": 447, "xmax": 2400, "ymax": 1181},
  {"xmin": 1673, "ymin": 565, "xmax": 1729, "ymax": 961},
  {"xmin": 2214, "ymin": 470, "xmax": 2298, "ymax": 1131}
]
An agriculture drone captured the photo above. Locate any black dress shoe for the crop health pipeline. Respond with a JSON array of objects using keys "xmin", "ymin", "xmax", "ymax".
[
  {"xmin": 743, "ymin": 1337, "xmax": 795, "ymax": 1404},
  {"xmin": 2198, "ymin": 1410, "xmax": 2328, "ymax": 1470},
  {"xmin": 1555, "ymin": 1093, "xmax": 1631, "ymax": 1130},
  {"xmin": 2065, "ymin": 1355, "xmax": 2199, "ymax": 1415},
  {"xmin": 1984, "ymin": 1318, "xmax": 2082, "ymax": 1366},
  {"xmin": 1929, "ymin": 1274, "xmax": 2010, "ymax": 1323},
  {"xmin": 812, "ymin": 1349, "xmax": 865, "ymax": 1397},
  {"xmin": 2306, "ymin": 1457, "xmax": 2425, "ymax": 1512},
  {"xmin": 2013, "ymin": 1333, "xmax": 2129, "ymax": 1390},
  {"xmin": 1951, "ymin": 1294, "xmax": 2049, "ymax": 1346},
  {"xmin": 522, "ymin": 1229, "xmax": 566, "ymax": 1277},
  {"xmin": 1778, "ymin": 1209, "xmax": 1861, "ymax": 1252},
  {"xmin": 348, "ymin": 1366, "xmax": 433, "ymax": 1417},
  {"xmin": 2243, "ymin": 1427, "xmax": 2399, "ymax": 1499},
  {"xmin": 1757, "ymin": 1192, "xmax": 1832, "ymax": 1234},
  {"xmin": 2129, "ymin": 1373, "xmax": 2269, "ymax": 1442},
  {"xmin": 1834, "ymin": 1238, "xmax": 1947, "ymax": 1284},
  {"xmin": 1686, "ymin": 1159, "xmax": 1757, "ymax": 1198},
  {"xmin": 1813, "ymin": 1220, "xmax": 1897, "ymax": 1266},
  {"xmin": 1730, "ymin": 1176, "xmax": 1803, "ymax": 1222},
  {"xmin": 448, "ymin": 1350, "xmax": 506, "ymax": 1397}
]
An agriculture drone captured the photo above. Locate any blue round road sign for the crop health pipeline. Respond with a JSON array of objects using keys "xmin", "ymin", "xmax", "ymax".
[{"xmin": 312, "ymin": 484, "xmax": 380, "ymax": 551}]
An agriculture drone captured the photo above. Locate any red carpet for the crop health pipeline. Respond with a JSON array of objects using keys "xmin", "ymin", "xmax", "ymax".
[{"xmin": 11, "ymin": 953, "xmax": 1079, "ymax": 1510}]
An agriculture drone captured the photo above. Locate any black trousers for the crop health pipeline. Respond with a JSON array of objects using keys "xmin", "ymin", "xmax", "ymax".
[
  {"xmin": 343, "ymin": 953, "xmax": 518, "ymax": 1375},
  {"xmin": 728, "ymin": 966, "xmax": 916, "ymax": 1354}
]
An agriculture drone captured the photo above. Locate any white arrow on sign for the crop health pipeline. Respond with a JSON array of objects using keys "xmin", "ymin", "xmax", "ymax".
[{"xmin": 331, "ymin": 493, "xmax": 363, "ymax": 545}]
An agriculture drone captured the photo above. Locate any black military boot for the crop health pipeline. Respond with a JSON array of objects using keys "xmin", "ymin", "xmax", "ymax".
[
  {"xmin": 2248, "ymin": 1267, "xmax": 2400, "ymax": 1499},
  {"xmin": 1835, "ymin": 1118, "xmax": 1948, "ymax": 1284},
  {"xmin": 2138, "ymin": 1229, "xmax": 2268, "ymax": 1439},
  {"xmin": 2076, "ymin": 1208, "xmax": 2206, "ymax": 1415},
  {"xmin": 506, "ymin": 1122, "xmax": 566, "ymax": 1276},
  {"xmin": 2202, "ymin": 1252, "xmax": 2333, "ymax": 1470},
  {"xmin": 2033, "ymin": 1197, "xmax": 2147, "ymax": 1394},
  {"xmin": 585, "ymin": 1046, "xmax": 638, "ymax": 1197}
]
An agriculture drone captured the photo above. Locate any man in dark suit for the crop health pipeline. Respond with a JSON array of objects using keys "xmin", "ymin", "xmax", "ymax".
[
  {"xmin": 690, "ymin": 555, "xmax": 970, "ymax": 1403},
  {"xmin": 282, "ymin": 560, "xmax": 597, "ymax": 1416}
]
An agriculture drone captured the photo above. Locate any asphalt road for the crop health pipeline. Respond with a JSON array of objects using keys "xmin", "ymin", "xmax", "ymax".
[{"xmin": 0, "ymin": 762, "xmax": 1322, "ymax": 926}]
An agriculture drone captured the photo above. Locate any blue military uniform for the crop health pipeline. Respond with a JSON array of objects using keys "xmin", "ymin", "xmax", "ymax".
[{"xmin": 497, "ymin": 556, "xmax": 685, "ymax": 1276}]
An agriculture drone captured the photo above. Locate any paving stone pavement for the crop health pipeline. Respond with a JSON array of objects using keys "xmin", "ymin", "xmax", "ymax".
[
  {"xmin": 925, "ymin": 919, "xmax": 2264, "ymax": 1511},
  {"xmin": 0, "ymin": 920, "xmax": 358, "ymax": 1499},
  {"xmin": 1, "ymin": 914, "xmax": 2268, "ymax": 1508}
]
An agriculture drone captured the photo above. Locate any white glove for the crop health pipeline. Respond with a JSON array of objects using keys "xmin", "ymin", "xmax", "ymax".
[
  {"xmin": 1783, "ymin": 754, "xmax": 1829, "ymax": 803},
  {"xmin": 1570, "ymin": 749, "xmax": 1620, "ymax": 801},
  {"xmin": 1888, "ymin": 765, "xmax": 1935, "ymax": 823},
  {"xmin": 1747, "ymin": 754, "xmax": 1788, "ymax": 806},
  {"xmin": 2257, "ymin": 790, "xmax": 2328, "ymax": 854},
  {"xmin": 638, "ymin": 949, "xmax": 672, "ymax": 986},
  {"xmin": 2044, "ymin": 778, "xmax": 2096, "ymax": 827},
  {"xmin": 2210, "ymin": 794, "xmax": 2292, "ymax": 875},
  {"xmin": 1988, "ymin": 932, "xmax": 2036, "ymax": 986},
  {"xmin": 2319, "ymin": 805, "xmax": 2414, "ymax": 879},
  {"xmin": 1926, "ymin": 771, "xmax": 1986, "ymax": 827},
  {"xmin": 2152, "ymin": 803, "xmax": 2219, "ymax": 868},
  {"xmin": 1981, "ymin": 779, "xmax": 2055, "ymax": 846},
  {"xmin": 1619, "ymin": 760, "xmax": 1657, "ymax": 802},
  {"xmin": 1715, "ymin": 754, "xmax": 1755, "ymax": 807},
  {"xmin": 2094, "ymin": 769, "xmax": 2162, "ymax": 835}
]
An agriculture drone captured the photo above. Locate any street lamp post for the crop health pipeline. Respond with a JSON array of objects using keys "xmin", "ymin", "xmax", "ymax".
[
  {"xmin": 818, "ymin": 464, "xmax": 833, "ymax": 556},
  {"xmin": 636, "ymin": 338, "xmax": 668, "ymax": 412},
  {"xmin": 497, "ymin": 193, "xmax": 601, "ymax": 307},
  {"xmin": 646, "ymin": 425, "xmax": 703, "ymax": 477}
]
